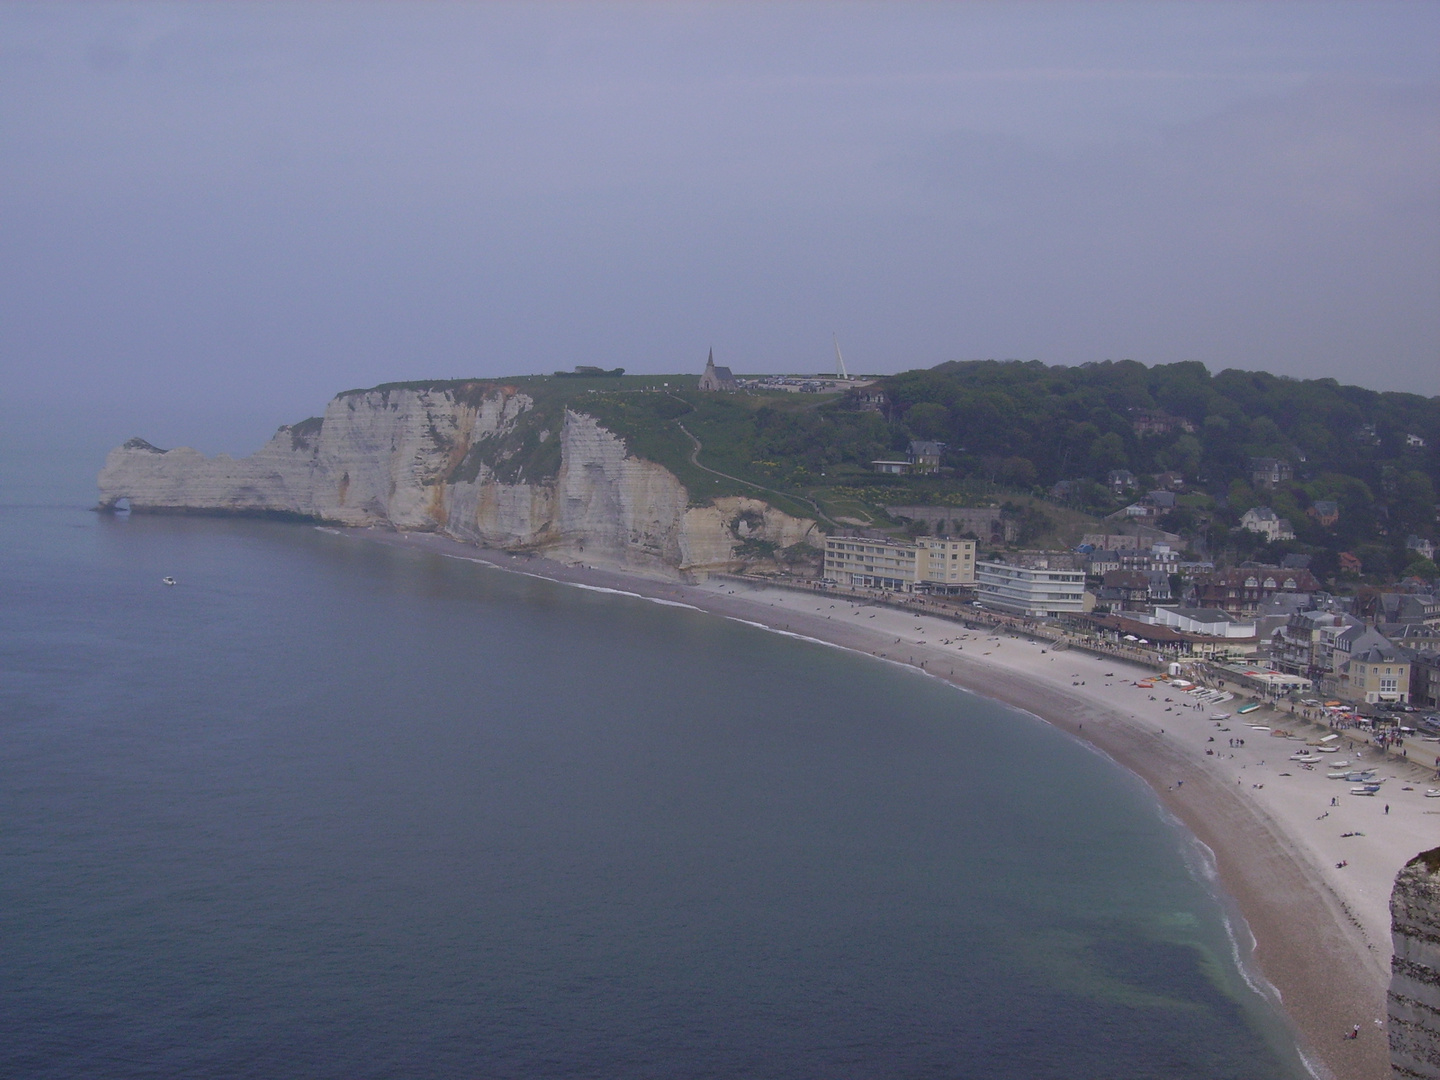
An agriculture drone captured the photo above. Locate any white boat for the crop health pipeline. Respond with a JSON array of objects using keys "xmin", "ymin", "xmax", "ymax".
[
  {"xmin": 1210, "ymin": 712, "xmax": 1231, "ymax": 721},
  {"xmin": 1289, "ymin": 753, "xmax": 1322, "ymax": 764},
  {"xmin": 162, "ymin": 576, "xmax": 177, "ymax": 586},
  {"xmin": 1349, "ymin": 786, "xmax": 1379, "ymax": 796},
  {"xmin": 1316, "ymin": 746, "xmax": 1339, "ymax": 753},
  {"xmin": 1426, "ymin": 790, "xmax": 1440, "ymax": 799}
]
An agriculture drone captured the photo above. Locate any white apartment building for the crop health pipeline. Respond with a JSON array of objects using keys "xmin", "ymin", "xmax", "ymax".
[
  {"xmin": 975, "ymin": 559, "xmax": 1086, "ymax": 617},
  {"xmin": 823, "ymin": 536, "xmax": 976, "ymax": 592}
]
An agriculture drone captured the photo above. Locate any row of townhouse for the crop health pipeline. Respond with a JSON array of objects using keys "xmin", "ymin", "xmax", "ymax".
[
  {"xmin": 1271, "ymin": 610, "xmax": 1361, "ymax": 681},
  {"xmin": 1191, "ymin": 565, "xmax": 1323, "ymax": 617},
  {"xmin": 1085, "ymin": 544, "xmax": 1180, "ymax": 574},
  {"xmin": 1271, "ymin": 601, "xmax": 1440, "ymax": 707},
  {"xmin": 1096, "ymin": 569, "xmax": 1173, "ymax": 612}
]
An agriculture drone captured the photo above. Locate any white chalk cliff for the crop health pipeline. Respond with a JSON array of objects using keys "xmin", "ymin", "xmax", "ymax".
[
  {"xmin": 1393, "ymin": 848, "xmax": 1440, "ymax": 1079},
  {"xmin": 97, "ymin": 383, "xmax": 817, "ymax": 578}
]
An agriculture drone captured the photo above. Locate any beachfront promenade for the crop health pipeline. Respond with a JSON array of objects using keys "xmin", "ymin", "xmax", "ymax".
[{"xmin": 713, "ymin": 573, "xmax": 1433, "ymax": 780}]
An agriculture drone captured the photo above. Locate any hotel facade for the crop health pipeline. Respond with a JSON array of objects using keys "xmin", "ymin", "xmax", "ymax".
[
  {"xmin": 823, "ymin": 536, "xmax": 976, "ymax": 592},
  {"xmin": 974, "ymin": 559, "xmax": 1087, "ymax": 617}
]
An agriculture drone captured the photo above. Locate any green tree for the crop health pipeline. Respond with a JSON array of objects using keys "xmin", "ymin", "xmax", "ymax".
[
  {"xmin": 1000, "ymin": 456, "xmax": 1038, "ymax": 487},
  {"xmin": 1227, "ymin": 479, "xmax": 1258, "ymax": 516},
  {"xmin": 1404, "ymin": 555, "xmax": 1438, "ymax": 580},
  {"xmin": 906, "ymin": 402, "xmax": 950, "ymax": 441},
  {"xmin": 1393, "ymin": 470, "xmax": 1437, "ymax": 534},
  {"xmin": 1089, "ymin": 432, "xmax": 1127, "ymax": 475}
]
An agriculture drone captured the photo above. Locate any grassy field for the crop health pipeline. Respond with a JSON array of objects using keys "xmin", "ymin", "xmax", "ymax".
[{"xmin": 583, "ymin": 390, "xmax": 829, "ymax": 519}]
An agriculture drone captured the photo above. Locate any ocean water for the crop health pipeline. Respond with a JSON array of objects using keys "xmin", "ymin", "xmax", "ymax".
[{"xmin": 0, "ymin": 504, "xmax": 1312, "ymax": 1079}]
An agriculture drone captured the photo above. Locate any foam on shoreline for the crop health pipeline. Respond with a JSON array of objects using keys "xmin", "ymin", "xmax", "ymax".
[{"xmin": 327, "ymin": 527, "xmax": 1422, "ymax": 1079}]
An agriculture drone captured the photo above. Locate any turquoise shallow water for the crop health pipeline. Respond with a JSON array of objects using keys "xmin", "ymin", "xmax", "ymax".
[{"xmin": 0, "ymin": 505, "xmax": 1310, "ymax": 1078}]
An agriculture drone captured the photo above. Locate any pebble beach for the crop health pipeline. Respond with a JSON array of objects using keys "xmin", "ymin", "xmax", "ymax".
[{"xmin": 358, "ymin": 528, "xmax": 1432, "ymax": 1080}]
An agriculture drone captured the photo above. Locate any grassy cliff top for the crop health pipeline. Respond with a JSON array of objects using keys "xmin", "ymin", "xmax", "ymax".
[
  {"xmin": 328, "ymin": 358, "xmax": 1439, "ymax": 580},
  {"xmin": 332, "ymin": 371, "xmax": 1102, "ymax": 541}
]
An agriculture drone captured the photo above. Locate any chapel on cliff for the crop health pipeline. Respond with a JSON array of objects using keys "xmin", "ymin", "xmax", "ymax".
[{"xmin": 698, "ymin": 350, "xmax": 738, "ymax": 392}]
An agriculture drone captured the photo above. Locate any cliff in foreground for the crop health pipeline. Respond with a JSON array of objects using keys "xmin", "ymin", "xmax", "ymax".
[
  {"xmin": 97, "ymin": 382, "xmax": 815, "ymax": 578},
  {"xmin": 1392, "ymin": 848, "xmax": 1440, "ymax": 1078}
]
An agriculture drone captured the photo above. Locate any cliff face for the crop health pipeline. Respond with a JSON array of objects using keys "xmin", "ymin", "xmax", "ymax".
[
  {"xmin": 97, "ymin": 384, "xmax": 816, "ymax": 578},
  {"xmin": 1391, "ymin": 848, "xmax": 1440, "ymax": 1079}
]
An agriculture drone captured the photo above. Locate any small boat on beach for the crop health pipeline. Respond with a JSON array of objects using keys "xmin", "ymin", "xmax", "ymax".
[
  {"xmin": 1426, "ymin": 790, "xmax": 1440, "ymax": 799},
  {"xmin": 1210, "ymin": 712, "xmax": 1231, "ymax": 721},
  {"xmin": 1237, "ymin": 702, "xmax": 1262, "ymax": 715},
  {"xmin": 1289, "ymin": 753, "xmax": 1322, "ymax": 764},
  {"xmin": 1350, "ymin": 784, "xmax": 1382, "ymax": 796},
  {"xmin": 1316, "ymin": 746, "xmax": 1339, "ymax": 753},
  {"xmin": 162, "ymin": 576, "xmax": 177, "ymax": 586}
]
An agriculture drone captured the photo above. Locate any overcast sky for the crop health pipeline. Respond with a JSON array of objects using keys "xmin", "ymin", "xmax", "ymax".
[{"xmin": 2, "ymin": 2, "xmax": 1437, "ymax": 454}]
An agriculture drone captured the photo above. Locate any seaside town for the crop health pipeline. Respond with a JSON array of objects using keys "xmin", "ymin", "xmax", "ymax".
[
  {"xmin": 12, "ymin": 6, "xmax": 1438, "ymax": 1080},
  {"xmin": 681, "ymin": 354, "xmax": 1440, "ymax": 766},
  {"xmin": 93, "ymin": 350, "xmax": 1440, "ymax": 1074},
  {"xmin": 806, "ymin": 497, "xmax": 1440, "ymax": 747},
  {"xmin": 656, "ymin": 357, "xmax": 1440, "ymax": 1073}
]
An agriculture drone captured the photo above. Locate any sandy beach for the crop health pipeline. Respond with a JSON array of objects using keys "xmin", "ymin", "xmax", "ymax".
[{"xmin": 344, "ymin": 527, "xmax": 1437, "ymax": 1080}]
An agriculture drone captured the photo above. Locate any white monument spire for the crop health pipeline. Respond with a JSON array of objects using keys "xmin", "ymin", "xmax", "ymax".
[{"xmin": 833, "ymin": 334, "xmax": 850, "ymax": 381}]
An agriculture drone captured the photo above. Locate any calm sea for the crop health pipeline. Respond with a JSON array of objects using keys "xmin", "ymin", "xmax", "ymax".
[{"xmin": 0, "ymin": 501, "xmax": 1311, "ymax": 1079}]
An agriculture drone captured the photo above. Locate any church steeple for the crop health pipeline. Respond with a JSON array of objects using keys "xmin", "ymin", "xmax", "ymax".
[{"xmin": 698, "ymin": 347, "xmax": 735, "ymax": 392}]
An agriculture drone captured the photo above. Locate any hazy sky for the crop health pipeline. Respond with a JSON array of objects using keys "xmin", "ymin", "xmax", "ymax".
[{"xmin": 2, "ymin": 2, "xmax": 1437, "ymax": 453}]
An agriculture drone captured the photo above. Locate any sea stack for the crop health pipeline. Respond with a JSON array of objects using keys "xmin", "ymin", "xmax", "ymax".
[{"xmin": 1391, "ymin": 847, "xmax": 1440, "ymax": 1078}]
